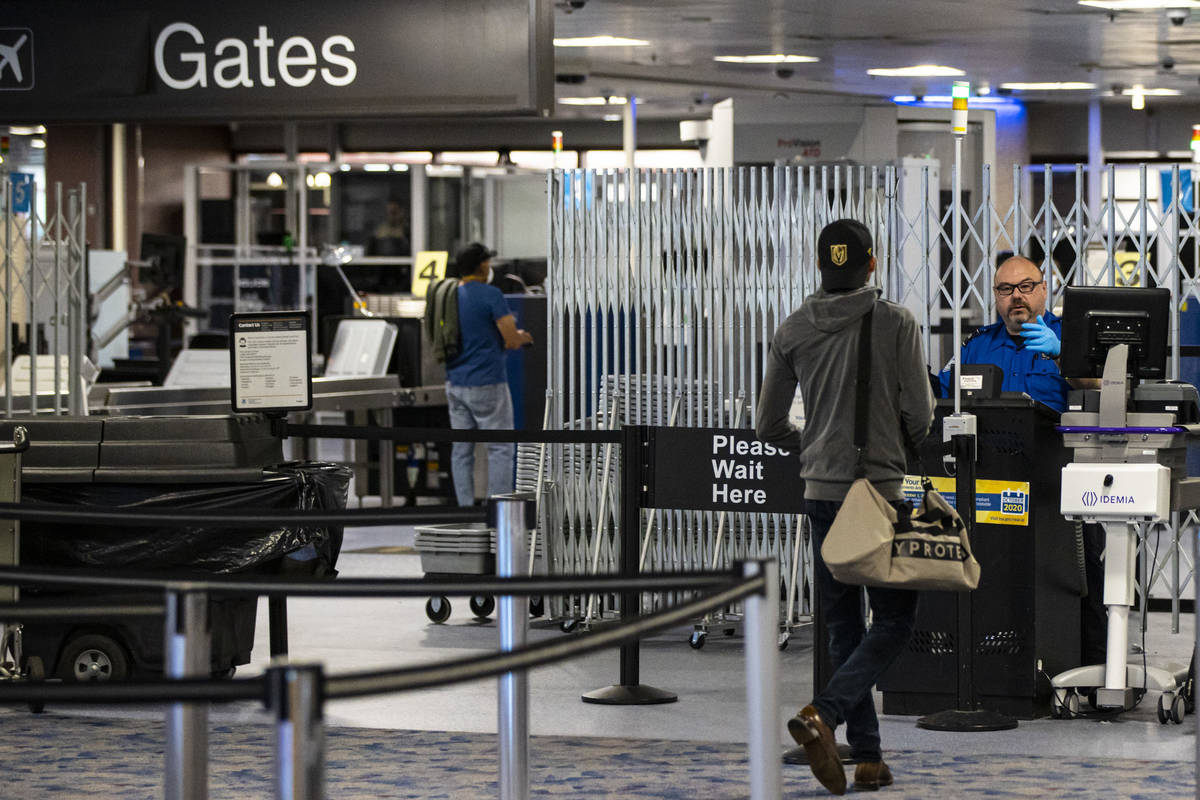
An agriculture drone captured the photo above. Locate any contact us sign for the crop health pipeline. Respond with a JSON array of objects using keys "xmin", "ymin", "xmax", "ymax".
[
  {"xmin": 3, "ymin": 0, "xmax": 552, "ymax": 121},
  {"xmin": 645, "ymin": 427, "xmax": 805, "ymax": 514}
]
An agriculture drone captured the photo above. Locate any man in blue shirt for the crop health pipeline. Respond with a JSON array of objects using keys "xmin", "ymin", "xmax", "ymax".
[
  {"xmin": 445, "ymin": 243, "xmax": 533, "ymax": 506},
  {"xmin": 941, "ymin": 254, "xmax": 1105, "ymax": 665},
  {"xmin": 940, "ymin": 255, "xmax": 1070, "ymax": 414}
]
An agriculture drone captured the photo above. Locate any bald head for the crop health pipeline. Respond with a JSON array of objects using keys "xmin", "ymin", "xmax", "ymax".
[{"xmin": 992, "ymin": 256, "xmax": 1047, "ymax": 334}]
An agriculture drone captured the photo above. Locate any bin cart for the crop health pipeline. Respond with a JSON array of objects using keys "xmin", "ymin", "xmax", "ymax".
[{"xmin": 415, "ymin": 522, "xmax": 543, "ymax": 623}]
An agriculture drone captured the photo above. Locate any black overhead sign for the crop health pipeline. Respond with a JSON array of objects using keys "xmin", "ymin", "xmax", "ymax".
[
  {"xmin": 645, "ymin": 427, "xmax": 806, "ymax": 515},
  {"xmin": 2, "ymin": 0, "xmax": 553, "ymax": 121}
]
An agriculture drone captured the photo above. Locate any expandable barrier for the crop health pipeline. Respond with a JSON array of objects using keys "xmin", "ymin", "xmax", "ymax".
[{"xmin": 0, "ymin": 494, "xmax": 781, "ymax": 800}]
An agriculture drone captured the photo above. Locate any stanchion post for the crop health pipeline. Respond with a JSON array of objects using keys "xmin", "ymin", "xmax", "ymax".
[
  {"xmin": 164, "ymin": 588, "xmax": 210, "ymax": 800},
  {"xmin": 269, "ymin": 597, "xmax": 289, "ymax": 658},
  {"xmin": 582, "ymin": 424, "xmax": 676, "ymax": 704},
  {"xmin": 743, "ymin": 559, "xmax": 781, "ymax": 800},
  {"xmin": 268, "ymin": 663, "xmax": 325, "ymax": 800},
  {"xmin": 490, "ymin": 493, "xmax": 534, "ymax": 800}
]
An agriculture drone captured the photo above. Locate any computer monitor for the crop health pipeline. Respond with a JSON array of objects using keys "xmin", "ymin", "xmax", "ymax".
[
  {"xmin": 139, "ymin": 233, "xmax": 186, "ymax": 292},
  {"xmin": 1059, "ymin": 285, "xmax": 1170, "ymax": 380}
]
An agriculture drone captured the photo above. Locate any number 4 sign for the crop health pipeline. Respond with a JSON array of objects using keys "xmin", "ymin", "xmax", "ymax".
[{"xmin": 411, "ymin": 251, "xmax": 449, "ymax": 298}]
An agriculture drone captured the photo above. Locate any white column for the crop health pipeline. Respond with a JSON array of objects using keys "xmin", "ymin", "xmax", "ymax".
[
  {"xmin": 111, "ymin": 123, "xmax": 127, "ymax": 252},
  {"xmin": 623, "ymin": 96, "xmax": 638, "ymax": 169}
]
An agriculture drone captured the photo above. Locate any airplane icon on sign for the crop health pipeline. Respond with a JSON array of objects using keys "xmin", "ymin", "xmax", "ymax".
[{"xmin": 0, "ymin": 31, "xmax": 30, "ymax": 87}]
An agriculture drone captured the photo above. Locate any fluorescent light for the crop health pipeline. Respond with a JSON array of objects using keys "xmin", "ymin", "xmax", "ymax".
[
  {"xmin": 8, "ymin": 125, "xmax": 45, "ymax": 136},
  {"xmin": 363, "ymin": 164, "xmax": 391, "ymax": 172},
  {"xmin": 338, "ymin": 164, "xmax": 351, "ymax": 171},
  {"xmin": 891, "ymin": 95, "xmax": 918, "ymax": 103},
  {"xmin": 30, "ymin": 138, "xmax": 46, "ymax": 149},
  {"xmin": 560, "ymin": 97, "xmax": 609, "ymax": 106},
  {"xmin": 603, "ymin": 114, "xmax": 622, "ymax": 121},
  {"xmin": 265, "ymin": 171, "xmax": 284, "ymax": 187},
  {"xmin": 313, "ymin": 171, "xmax": 331, "ymax": 188},
  {"xmin": 1000, "ymin": 81, "xmax": 1096, "ymax": 91},
  {"xmin": 1121, "ymin": 86, "xmax": 1180, "ymax": 96},
  {"xmin": 895, "ymin": 94, "xmax": 1015, "ymax": 105},
  {"xmin": 714, "ymin": 54, "xmax": 819, "ymax": 64},
  {"xmin": 305, "ymin": 174, "xmax": 316, "ymax": 189},
  {"xmin": 1079, "ymin": 0, "xmax": 1200, "ymax": 9},
  {"xmin": 554, "ymin": 35, "xmax": 649, "ymax": 47},
  {"xmin": 867, "ymin": 64, "xmax": 965, "ymax": 77},
  {"xmin": 391, "ymin": 163, "xmax": 409, "ymax": 172}
]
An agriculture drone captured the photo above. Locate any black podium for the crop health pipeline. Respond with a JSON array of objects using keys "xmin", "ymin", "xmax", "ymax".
[{"xmin": 872, "ymin": 397, "xmax": 1081, "ymax": 719}]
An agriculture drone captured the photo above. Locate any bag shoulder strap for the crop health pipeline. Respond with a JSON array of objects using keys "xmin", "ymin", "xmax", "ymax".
[{"xmin": 853, "ymin": 305, "xmax": 874, "ymax": 478}]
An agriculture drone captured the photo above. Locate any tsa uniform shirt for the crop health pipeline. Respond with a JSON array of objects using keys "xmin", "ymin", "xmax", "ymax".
[{"xmin": 938, "ymin": 311, "xmax": 1070, "ymax": 414}]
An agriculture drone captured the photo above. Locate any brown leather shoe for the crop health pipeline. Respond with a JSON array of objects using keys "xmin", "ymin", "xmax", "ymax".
[
  {"xmin": 853, "ymin": 761, "xmax": 894, "ymax": 791},
  {"xmin": 786, "ymin": 705, "xmax": 846, "ymax": 795}
]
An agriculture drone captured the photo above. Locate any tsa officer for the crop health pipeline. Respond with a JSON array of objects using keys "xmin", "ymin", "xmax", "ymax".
[{"xmin": 939, "ymin": 255, "xmax": 1070, "ymax": 414}]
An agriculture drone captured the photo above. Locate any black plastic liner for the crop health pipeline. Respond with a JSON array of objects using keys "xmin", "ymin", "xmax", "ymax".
[{"xmin": 20, "ymin": 462, "xmax": 350, "ymax": 575}]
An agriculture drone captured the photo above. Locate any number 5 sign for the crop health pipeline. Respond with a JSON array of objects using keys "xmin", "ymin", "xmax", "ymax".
[
  {"xmin": 9, "ymin": 173, "xmax": 33, "ymax": 215},
  {"xmin": 411, "ymin": 251, "xmax": 449, "ymax": 298}
]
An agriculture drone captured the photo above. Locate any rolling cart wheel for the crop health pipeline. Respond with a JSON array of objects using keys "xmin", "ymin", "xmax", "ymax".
[
  {"xmin": 1065, "ymin": 691, "xmax": 1081, "ymax": 716},
  {"xmin": 1158, "ymin": 694, "xmax": 1171, "ymax": 724},
  {"xmin": 57, "ymin": 634, "xmax": 129, "ymax": 683},
  {"xmin": 469, "ymin": 595, "xmax": 495, "ymax": 619},
  {"xmin": 425, "ymin": 597, "xmax": 452, "ymax": 624},
  {"xmin": 1050, "ymin": 695, "xmax": 1063, "ymax": 719},
  {"xmin": 24, "ymin": 655, "xmax": 45, "ymax": 714},
  {"xmin": 1171, "ymin": 693, "xmax": 1186, "ymax": 724},
  {"xmin": 688, "ymin": 631, "xmax": 706, "ymax": 650},
  {"xmin": 560, "ymin": 617, "xmax": 579, "ymax": 634},
  {"xmin": 529, "ymin": 597, "xmax": 545, "ymax": 618}
]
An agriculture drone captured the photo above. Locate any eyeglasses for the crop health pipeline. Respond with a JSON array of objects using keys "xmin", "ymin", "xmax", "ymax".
[{"xmin": 993, "ymin": 280, "xmax": 1040, "ymax": 297}]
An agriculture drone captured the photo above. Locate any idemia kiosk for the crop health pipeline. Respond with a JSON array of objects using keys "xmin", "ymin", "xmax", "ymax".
[{"xmin": 1053, "ymin": 285, "xmax": 1199, "ymax": 722}]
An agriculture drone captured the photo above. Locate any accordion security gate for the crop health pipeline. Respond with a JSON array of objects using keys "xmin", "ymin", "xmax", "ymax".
[{"xmin": 543, "ymin": 163, "xmax": 1199, "ymax": 635}]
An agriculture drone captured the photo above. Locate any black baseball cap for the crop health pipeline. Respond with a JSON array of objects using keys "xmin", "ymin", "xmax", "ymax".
[
  {"xmin": 456, "ymin": 242, "xmax": 496, "ymax": 273},
  {"xmin": 817, "ymin": 219, "xmax": 873, "ymax": 290}
]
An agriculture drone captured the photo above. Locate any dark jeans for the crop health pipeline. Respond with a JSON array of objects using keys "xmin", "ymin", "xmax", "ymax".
[{"xmin": 807, "ymin": 498, "xmax": 920, "ymax": 763}]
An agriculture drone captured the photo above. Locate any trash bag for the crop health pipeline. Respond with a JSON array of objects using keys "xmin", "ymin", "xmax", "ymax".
[{"xmin": 20, "ymin": 461, "xmax": 351, "ymax": 575}]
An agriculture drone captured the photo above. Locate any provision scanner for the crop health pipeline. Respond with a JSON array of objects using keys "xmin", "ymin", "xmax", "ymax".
[{"xmin": 1053, "ymin": 342, "xmax": 1200, "ymax": 721}]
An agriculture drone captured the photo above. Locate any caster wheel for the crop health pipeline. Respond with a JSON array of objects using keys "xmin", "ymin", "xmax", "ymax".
[
  {"xmin": 469, "ymin": 595, "xmax": 495, "ymax": 619},
  {"xmin": 529, "ymin": 597, "xmax": 545, "ymax": 618},
  {"xmin": 1050, "ymin": 698, "xmax": 1063, "ymax": 719},
  {"xmin": 1158, "ymin": 694, "xmax": 1171, "ymax": 724},
  {"xmin": 560, "ymin": 618, "xmax": 580, "ymax": 634},
  {"xmin": 1171, "ymin": 693, "xmax": 1186, "ymax": 724},
  {"xmin": 24, "ymin": 655, "xmax": 45, "ymax": 714},
  {"xmin": 425, "ymin": 596, "xmax": 452, "ymax": 624},
  {"xmin": 689, "ymin": 631, "xmax": 706, "ymax": 650},
  {"xmin": 778, "ymin": 632, "xmax": 790, "ymax": 651},
  {"xmin": 1065, "ymin": 692, "xmax": 1081, "ymax": 716},
  {"xmin": 57, "ymin": 634, "xmax": 129, "ymax": 683}
]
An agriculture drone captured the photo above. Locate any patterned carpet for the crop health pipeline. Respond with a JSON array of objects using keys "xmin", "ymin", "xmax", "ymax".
[{"xmin": 0, "ymin": 711, "xmax": 1192, "ymax": 799}]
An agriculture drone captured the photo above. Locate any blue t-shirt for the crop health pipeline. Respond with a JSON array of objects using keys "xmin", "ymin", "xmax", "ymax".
[
  {"xmin": 938, "ymin": 311, "xmax": 1070, "ymax": 414},
  {"xmin": 446, "ymin": 281, "xmax": 511, "ymax": 387}
]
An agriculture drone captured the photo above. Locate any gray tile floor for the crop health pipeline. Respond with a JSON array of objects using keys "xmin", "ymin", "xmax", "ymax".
[{"xmin": 210, "ymin": 523, "xmax": 1197, "ymax": 767}]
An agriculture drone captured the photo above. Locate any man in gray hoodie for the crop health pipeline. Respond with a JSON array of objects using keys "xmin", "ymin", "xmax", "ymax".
[{"xmin": 756, "ymin": 219, "xmax": 934, "ymax": 795}]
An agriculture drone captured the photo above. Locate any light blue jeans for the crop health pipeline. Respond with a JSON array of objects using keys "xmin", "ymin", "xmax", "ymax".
[{"xmin": 446, "ymin": 382, "xmax": 515, "ymax": 506}]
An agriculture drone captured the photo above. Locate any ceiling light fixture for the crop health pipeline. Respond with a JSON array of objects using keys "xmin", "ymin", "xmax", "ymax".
[
  {"xmin": 559, "ymin": 97, "xmax": 609, "ymax": 105},
  {"xmin": 1078, "ymin": 0, "xmax": 1200, "ymax": 9},
  {"xmin": 30, "ymin": 138, "xmax": 46, "ymax": 149},
  {"xmin": 713, "ymin": 54, "xmax": 819, "ymax": 64},
  {"xmin": 265, "ymin": 171, "xmax": 284, "ymax": 187},
  {"xmin": 1000, "ymin": 81, "xmax": 1097, "ymax": 91},
  {"xmin": 867, "ymin": 64, "xmax": 965, "ymax": 77},
  {"xmin": 1120, "ymin": 86, "xmax": 1180, "ymax": 96},
  {"xmin": 362, "ymin": 164, "xmax": 391, "ymax": 172},
  {"xmin": 554, "ymin": 35, "xmax": 650, "ymax": 47},
  {"xmin": 8, "ymin": 125, "xmax": 46, "ymax": 136},
  {"xmin": 1130, "ymin": 84, "xmax": 1146, "ymax": 109}
]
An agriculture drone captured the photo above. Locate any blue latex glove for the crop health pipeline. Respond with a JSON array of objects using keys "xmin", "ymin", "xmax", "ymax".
[{"xmin": 1019, "ymin": 314, "xmax": 1060, "ymax": 356}]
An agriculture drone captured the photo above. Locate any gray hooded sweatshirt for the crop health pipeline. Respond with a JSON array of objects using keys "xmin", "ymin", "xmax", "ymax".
[{"xmin": 755, "ymin": 285, "xmax": 935, "ymax": 502}]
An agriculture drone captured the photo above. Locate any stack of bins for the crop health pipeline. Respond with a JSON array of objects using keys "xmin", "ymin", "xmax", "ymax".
[
  {"xmin": 415, "ymin": 521, "xmax": 544, "ymax": 623},
  {"xmin": 1, "ymin": 415, "xmax": 349, "ymax": 681}
]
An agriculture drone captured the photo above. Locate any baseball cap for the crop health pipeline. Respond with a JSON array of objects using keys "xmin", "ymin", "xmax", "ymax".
[
  {"xmin": 817, "ymin": 219, "xmax": 873, "ymax": 290},
  {"xmin": 456, "ymin": 242, "xmax": 496, "ymax": 273}
]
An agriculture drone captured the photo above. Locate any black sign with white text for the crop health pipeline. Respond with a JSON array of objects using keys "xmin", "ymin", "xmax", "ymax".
[
  {"xmin": 646, "ymin": 427, "xmax": 805, "ymax": 514},
  {"xmin": 4, "ymin": 0, "xmax": 552, "ymax": 121}
]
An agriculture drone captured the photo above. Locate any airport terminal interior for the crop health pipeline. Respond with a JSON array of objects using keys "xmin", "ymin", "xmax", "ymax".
[{"xmin": 4, "ymin": 1, "xmax": 1200, "ymax": 797}]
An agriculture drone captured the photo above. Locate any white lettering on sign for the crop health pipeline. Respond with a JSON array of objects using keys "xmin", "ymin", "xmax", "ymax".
[
  {"xmin": 712, "ymin": 483, "xmax": 767, "ymax": 506},
  {"xmin": 708, "ymin": 433, "xmax": 788, "ymax": 508},
  {"xmin": 154, "ymin": 23, "xmax": 357, "ymax": 91}
]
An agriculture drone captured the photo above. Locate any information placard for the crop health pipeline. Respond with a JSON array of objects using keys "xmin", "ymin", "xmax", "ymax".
[
  {"xmin": 646, "ymin": 427, "xmax": 805, "ymax": 514},
  {"xmin": 229, "ymin": 311, "xmax": 312, "ymax": 413},
  {"xmin": 901, "ymin": 475, "xmax": 1030, "ymax": 527}
]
